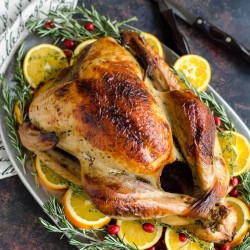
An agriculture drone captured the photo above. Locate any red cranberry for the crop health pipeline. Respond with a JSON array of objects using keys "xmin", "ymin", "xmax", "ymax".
[
  {"xmin": 85, "ymin": 22, "xmax": 94, "ymax": 31},
  {"xmin": 33, "ymin": 88, "xmax": 38, "ymax": 95},
  {"xmin": 214, "ymin": 247, "xmax": 220, "ymax": 250},
  {"xmin": 214, "ymin": 117, "xmax": 222, "ymax": 127},
  {"xmin": 24, "ymin": 103, "xmax": 30, "ymax": 115},
  {"xmin": 44, "ymin": 21, "xmax": 54, "ymax": 29},
  {"xmin": 230, "ymin": 176, "xmax": 239, "ymax": 187},
  {"xmin": 30, "ymin": 123, "xmax": 37, "ymax": 130},
  {"xmin": 147, "ymin": 246, "xmax": 156, "ymax": 250},
  {"xmin": 108, "ymin": 224, "xmax": 120, "ymax": 235},
  {"xmin": 64, "ymin": 39, "xmax": 76, "ymax": 49},
  {"xmin": 229, "ymin": 188, "xmax": 238, "ymax": 197},
  {"xmin": 221, "ymin": 244, "xmax": 231, "ymax": 250},
  {"xmin": 142, "ymin": 223, "xmax": 155, "ymax": 233},
  {"xmin": 179, "ymin": 233, "xmax": 188, "ymax": 242},
  {"xmin": 64, "ymin": 50, "xmax": 72, "ymax": 58}
]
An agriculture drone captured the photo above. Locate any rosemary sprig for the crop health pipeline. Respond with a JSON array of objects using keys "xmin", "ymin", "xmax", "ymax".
[
  {"xmin": 173, "ymin": 227, "xmax": 214, "ymax": 250},
  {"xmin": 26, "ymin": 5, "xmax": 137, "ymax": 43},
  {"xmin": 172, "ymin": 67, "xmax": 236, "ymax": 131},
  {"xmin": 0, "ymin": 79, "xmax": 25, "ymax": 170},
  {"xmin": 0, "ymin": 76, "xmax": 22, "ymax": 157},
  {"xmin": 176, "ymin": 229, "xmax": 214, "ymax": 250},
  {"xmin": 0, "ymin": 43, "xmax": 34, "ymax": 172},
  {"xmin": 163, "ymin": 226, "xmax": 213, "ymax": 250},
  {"xmin": 14, "ymin": 43, "xmax": 33, "ymax": 120},
  {"xmin": 40, "ymin": 197, "xmax": 136, "ymax": 250},
  {"xmin": 232, "ymin": 232, "xmax": 250, "ymax": 250},
  {"xmin": 238, "ymin": 171, "xmax": 250, "ymax": 206}
]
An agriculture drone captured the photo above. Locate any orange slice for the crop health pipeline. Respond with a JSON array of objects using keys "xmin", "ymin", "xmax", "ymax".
[
  {"xmin": 116, "ymin": 220, "xmax": 163, "ymax": 250},
  {"xmin": 224, "ymin": 197, "xmax": 250, "ymax": 246},
  {"xmin": 35, "ymin": 156, "xmax": 67, "ymax": 189},
  {"xmin": 62, "ymin": 188, "xmax": 111, "ymax": 230},
  {"xmin": 23, "ymin": 44, "xmax": 69, "ymax": 88},
  {"xmin": 165, "ymin": 227, "xmax": 213, "ymax": 250},
  {"xmin": 174, "ymin": 54, "xmax": 211, "ymax": 92},
  {"xmin": 14, "ymin": 100, "xmax": 23, "ymax": 124},
  {"xmin": 141, "ymin": 31, "xmax": 164, "ymax": 57},
  {"xmin": 218, "ymin": 131, "xmax": 250, "ymax": 176},
  {"xmin": 36, "ymin": 152, "xmax": 82, "ymax": 187}
]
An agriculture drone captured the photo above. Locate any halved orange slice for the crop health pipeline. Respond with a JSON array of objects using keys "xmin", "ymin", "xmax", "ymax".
[
  {"xmin": 63, "ymin": 188, "xmax": 111, "ymax": 230},
  {"xmin": 35, "ymin": 156, "xmax": 67, "ymax": 189},
  {"xmin": 218, "ymin": 131, "xmax": 250, "ymax": 176},
  {"xmin": 23, "ymin": 44, "xmax": 69, "ymax": 88},
  {"xmin": 116, "ymin": 220, "xmax": 163, "ymax": 250},
  {"xmin": 224, "ymin": 197, "xmax": 250, "ymax": 246},
  {"xmin": 174, "ymin": 54, "xmax": 211, "ymax": 92}
]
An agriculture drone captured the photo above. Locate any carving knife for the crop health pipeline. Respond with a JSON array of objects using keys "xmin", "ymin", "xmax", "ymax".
[
  {"xmin": 156, "ymin": 0, "xmax": 190, "ymax": 55},
  {"xmin": 162, "ymin": 0, "xmax": 250, "ymax": 63}
]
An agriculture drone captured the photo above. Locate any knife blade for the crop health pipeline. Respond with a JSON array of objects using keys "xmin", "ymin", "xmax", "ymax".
[
  {"xmin": 163, "ymin": 0, "xmax": 250, "ymax": 63},
  {"xmin": 156, "ymin": 0, "xmax": 190, "ymax": 55}
]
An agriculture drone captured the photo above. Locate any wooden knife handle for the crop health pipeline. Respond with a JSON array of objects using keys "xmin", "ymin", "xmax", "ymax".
[{"xmin": 194, "ymin": 17, "xmax": 250, "ymax": 63}]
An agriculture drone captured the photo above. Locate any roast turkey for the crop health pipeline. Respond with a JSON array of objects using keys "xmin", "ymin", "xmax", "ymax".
[{"xmin": 19, "ymin": 31, "xmax": 237, "ymax": 243}]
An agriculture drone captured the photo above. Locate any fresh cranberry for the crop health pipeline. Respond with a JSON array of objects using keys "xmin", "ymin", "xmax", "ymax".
[
  {"xmin": 30, "ymin": 123, "xmax": 37, "ymax": 130},
  {"xmin": 33, "ymin": 89, "xmax": 38, "ymax": 95},
  {"xmin": 147, "ymin": 246, "xmax": 156, "ymax": 250},
  {"xmin": 221, "ymin": 244, "xmax": 231, "ymax": 250},
  {"xmin": 230, "ymin": 176, "xmax": 239, "ymax": 187},
  {"xmin": 44, "ymin": 21, "xmax": 54, "ymax": 29},
  {"xmin": 214, "ymin": 117, "xmax": 222, "ymax": 127},
  {"xmin": 85, "ymin": 22, "xmax": 94, "ymax": 31},
  {"xmin": 64, "ymin": 50, "xmax": 72, "ymax": 58},
  {"xmin": 24, "ymin": 103, "xmax": 30, "ymax": 114},
  {"xmin": 142, "ymin": 223, "xmax": 155, "ymax": 233},
  {"xmin": 179, "ymin": 233, "xmax": 188, "ymax": 242},
  {"xmin": 64, "ymin": 39, "xmax": 76, "ymax": 49},
  {"xmin": 108, "ymin": 224, "xmax": 120, "ymax": 235},
  {"xmin": 214, "ymin": 247, "xmax": 220, "ymax": 250},
  {"xmin": 229, "ymin": 188, "xmax": 238, "ymax": 197}
]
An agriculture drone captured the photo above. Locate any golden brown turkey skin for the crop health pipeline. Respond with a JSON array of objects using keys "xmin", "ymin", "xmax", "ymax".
[
  {"xmin": 163, "ymin": 90, "xmax": 229, "ymax": 205},
  {"xmin": 121, "ymin": 31, "xmax": 180, "ymax": 91},
  {"xmin": 164, "ymin": 90, "xmax": 216, "ymax": 195},
  {"xmin": 21, "ymin": 34, "xmax": 236, "ymax": 243},
  {"xmin": 29, "ymin": 36, "xmax": 174, "ymax": 179},
  {"xmin": 81, "ymin": 162, "xmax": 195, "ymax": 219}
]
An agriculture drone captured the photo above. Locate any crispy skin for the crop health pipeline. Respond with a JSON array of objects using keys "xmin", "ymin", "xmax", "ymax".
[
  {"xmin": 22, "ymin": 35, "xmax": 236, "ymax": 243},
  {"xmin": 121, "ymin": 31, "xmax": 180, "ymax": 91},
  {"xmin": 194, "ymin": 201, "xmax": 237, "ymax": 243},
  {"xmin": 163, "ymin": 90, "xmax": 230, "ymax": 221},
  {"xmin": 18, "ymin": 122, "xmax": 58, "ymax": 152},
  {"xmin": 29, "ymin": 36, "xmax": 174, "ymax": 179},
  {"xmin": 164, "ymin": 90, "xmax": 216, "ymax": 196},
  {"xmin": 81, "ymin": 161, "xmax": 195, "ymax": 219}
]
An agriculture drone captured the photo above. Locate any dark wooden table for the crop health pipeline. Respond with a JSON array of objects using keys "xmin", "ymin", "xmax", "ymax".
[{"xmin": 0, "ymin": 0, "xmax": 249, "ymax": 249}]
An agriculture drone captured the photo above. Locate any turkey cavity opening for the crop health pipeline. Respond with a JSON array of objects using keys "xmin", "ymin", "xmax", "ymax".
[{"xmin": 160, "ymin": 161, "xmax": 194, "ymax": 196}]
